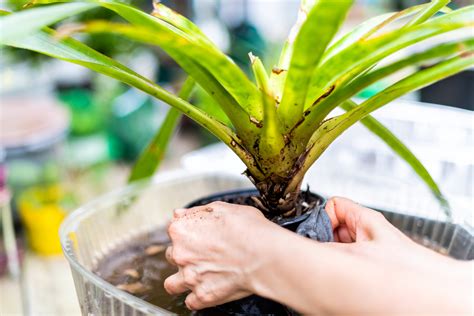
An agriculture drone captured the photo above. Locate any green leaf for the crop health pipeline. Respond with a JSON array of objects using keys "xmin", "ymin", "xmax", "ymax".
[
  {"xmin": 0, "ymin": 2, "xmax": 97, "ymax": 43},
  {"xmin": 3, "ymin": 24, "xmax": 266, "ymax": 176},
  {"xmin": 305, "ymin": 5, "xmax": 473, "ymax": 111},
  {"xmin": 1, "ymin": 0, "xmax": 263, "ymax": 125},
  {"xmin": 128, "ymin": 77, "xmax": 195, "ymax": 183},
  {"xmin": 250, "ymin": 53, "xmax": 284, "ymax": 160},
  {"xmin": 404, "ymin": 0, "xmax": 450, "ymax": 28},
  {"xmin": 339, "ymin": 100, "xmax": 450, "ymax": 214},
  {"xmin": 269, "ymin": 2, "xmax": 311, "ymax": 104},
  {"xmin": 295, "ymin": 54, "xmax": 474, "ymax": 206},
  {"xmin": 295, "ymin": 38, "xmax": 474, "ymax": 140},
  {"xmin": 346, "ymin": 55, "xmax": 474, "ymax": 123},
  {"xmin": 323, "ymin": 5, "xmax": 424, "ymax": 63},
  {"xmin": 151, "ymin": 2, "xmax": 215, "ymax": 47},
  {"xmin": 96, "ymin": 0, "xmax": 263, "ymax": 123},
  {"xmin": 278, "ymin": 0, "xmax": 353, "ymax": 130},
  {"xmin": 322, "ymin": 1, "xmax": 452, "ymax": 63},
  {"xmin": 65, "ymin": 20, "xmax": 260, "ymax": 150},
  {"xmin": 0, "ymin": 0, "xmax": 263, "ymax": 152}
]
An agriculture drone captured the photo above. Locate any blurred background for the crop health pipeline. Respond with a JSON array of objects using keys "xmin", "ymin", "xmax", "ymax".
[{"xmin": 0, "ymin": 0, "xmax": 473, "ymax": 314}]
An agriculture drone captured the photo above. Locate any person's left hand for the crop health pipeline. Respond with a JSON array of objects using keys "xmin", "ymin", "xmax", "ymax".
[{"xmin": 164, "ymin": 201, "xmax": 278, "ymax": 310}]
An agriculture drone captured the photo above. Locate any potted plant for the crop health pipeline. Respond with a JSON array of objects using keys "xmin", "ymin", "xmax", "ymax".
[{"xmin": 1, "ymin": 0, "xmax": 473, "ymax": 314}]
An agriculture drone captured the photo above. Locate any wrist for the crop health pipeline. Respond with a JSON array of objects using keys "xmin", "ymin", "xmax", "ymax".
[{"xmin": 246, "ymin": 223, "xmax": 297, "ymax": 299}]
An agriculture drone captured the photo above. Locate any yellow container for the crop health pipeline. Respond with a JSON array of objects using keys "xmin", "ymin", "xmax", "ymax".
[{"xmin": 18, "ymin": 185, "xmax": 66, "ymax": 255}]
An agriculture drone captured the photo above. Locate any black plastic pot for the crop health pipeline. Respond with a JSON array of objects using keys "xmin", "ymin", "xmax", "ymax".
[{"xmin": 185, "ymin": 188, "xmax": 333, "ymax": 316}]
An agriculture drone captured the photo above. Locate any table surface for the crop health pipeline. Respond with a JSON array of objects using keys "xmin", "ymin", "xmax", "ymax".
[{"xmin": 1, "ymin": 254, "xmax": 81, "ymax": 316}]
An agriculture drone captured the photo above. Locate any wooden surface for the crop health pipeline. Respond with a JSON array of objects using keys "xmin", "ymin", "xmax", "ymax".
[{"xmin": 0, "ymin": 254, "xmax": 81, "ymax": 316}]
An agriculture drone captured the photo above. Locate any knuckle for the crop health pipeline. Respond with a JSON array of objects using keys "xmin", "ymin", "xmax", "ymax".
[
  {"xmin": 172, "ymin": 250, "xmax": 187, "ymax": 266},
  {"xmin": 182, "ymin": 268, "xmax": 197, "ymax": 286},
  {"xmin": 195, "ymin": 287, "xmax": 215, "ymax": 304},
  {"xmin": 168, "ymin": 221, "xmax": 184, "ymax": 238}
]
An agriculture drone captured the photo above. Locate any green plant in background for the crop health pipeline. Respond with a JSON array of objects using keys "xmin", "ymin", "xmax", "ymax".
[{"xmin": 1, "ymin": 0, "xmax": 473, "ymax": 217}]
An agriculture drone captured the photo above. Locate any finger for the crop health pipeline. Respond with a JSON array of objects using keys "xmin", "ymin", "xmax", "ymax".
[
  {"xmin": 334, "ymin": 225, "xmax": 354, "ymax": 243},
  {"xmin": 165, "ymin": 246, "xmax": 177, "ymax": 266},
  {"xmin": 164, "ymin": 270, "xmax": 188, "ymax": 295},
  {"xmin": 325, "ymin": 197, "xmax": 362, "ymax": 230},
  {"xmin": 173, "ymin": 208, "xmax": 187, "ymax": 218},
  {"xmin": 325, "ymin": 197, "xmax": 387, "ymax": 241},
  {"xmin": 184, "ymin": 285, "xmax": 250, "ymax": 311},
  {"xmin": 185, "ymin": 292, "xmax": 204, "ymax": 310}
]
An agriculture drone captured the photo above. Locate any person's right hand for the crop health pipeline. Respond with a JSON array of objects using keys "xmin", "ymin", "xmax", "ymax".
[
  {"xmin": 325, "ymin": 196, "xmax": 418, "ymax": 246},
  {"xmin": 253, "ymin": 197, "xmax": 472, "ymax": 316}
]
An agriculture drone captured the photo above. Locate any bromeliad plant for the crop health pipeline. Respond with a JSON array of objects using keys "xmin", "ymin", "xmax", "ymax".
[{"xmin": 2, "ymin": 0, "xmax": 473, "ymax": 217}]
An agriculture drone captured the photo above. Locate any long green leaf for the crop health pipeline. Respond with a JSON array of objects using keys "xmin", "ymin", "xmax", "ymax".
[
  {"xmin": 96, "ymin": 0, "xmax": 263, "ymax": 123},
  {"xmin": 0, "ymin": 0, "xmax": 262, "ymax": 150},
  {"xmin": 250, "ymin": 53, "xmax": 284, "ymax": 161},
  {"xmin": 128, "ymin": 77, "xmax": 195, "ymax": 183},
  {"xmin": 294, "ymin": 54, "xmax": 474, "ymax": 210},
  {"xmin": 339, "ymin": 100, "xmax": 450, "ymax": 212},
  {"xmin": 278, "ymin": 0, "xmax": 352, "ymax": 130},
  {"xmin": 63, "ymin": 20, "xmax": 261, "ymax": 150},
  {"xmin": 404, "ymin": 0, "xmax": 450, "ymax": 28},
  {"xmin": 294, "ymin": 38, "xmax": 474, "ymax": 140},
  {"xmin": 322, "ymin": 1, "xmax": 452, "ymax": 66},
  {"xmin": 0, "ymin": 2, "xmax": 97, "ymax": 43},
  {"xmin": 305, "ymin": 6, "xmax": 473, "ymax": 111},
  {"xmin": 269, "ymin": 0, "xmax": 317, "ymax": 108},
  {"xmin": 323, "ymin": 4, "xmax": 426, "ymax": 63},
  {"xmin": 151, "ymin": 2, "xmax": 215, "ymax": 47},
  {"xmin": 2, "ymin": 0, "xmax": 263, "ymax": 124},
  {"xmin": 2, "ymin": 23, "xmax": 263, "ymax": 177}
]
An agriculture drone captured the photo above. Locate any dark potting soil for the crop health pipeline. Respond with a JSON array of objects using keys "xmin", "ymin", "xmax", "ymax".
[{"xmin": 95, "ymin": 191, "xmax": 324, "ymax": 315}]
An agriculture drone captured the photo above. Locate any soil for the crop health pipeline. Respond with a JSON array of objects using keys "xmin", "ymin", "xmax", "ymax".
[
  {"xmin": 94, "ymin": 190, "xmax": 324, "ymax": 315},
  {"xmin": 94, "ymin": 229, "xmax": 191, "ymax": 314}
]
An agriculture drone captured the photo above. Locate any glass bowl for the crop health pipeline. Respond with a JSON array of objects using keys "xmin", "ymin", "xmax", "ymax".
[{"xmin": 60, "ymin": 171, "xmax": 250, "ymax": 315}]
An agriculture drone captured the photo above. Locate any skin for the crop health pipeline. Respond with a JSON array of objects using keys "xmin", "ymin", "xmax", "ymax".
[{"xmin": 164, "ymin": 197, "xmax": 473, "ymax": 315}]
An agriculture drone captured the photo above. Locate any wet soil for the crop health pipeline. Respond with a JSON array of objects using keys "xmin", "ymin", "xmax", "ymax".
[{"xmin": 94, "ymin": 229, "xmax": 191, "ymax": 314}]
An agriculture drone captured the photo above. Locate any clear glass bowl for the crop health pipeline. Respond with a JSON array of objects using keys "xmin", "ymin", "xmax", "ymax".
[
  {"xmin": 60, "ymin": 171, "xmax": 473, "ymax": 315},
  {"xmin": 60, "ymin": 171, "xmax": 250, "ymax": 315}
]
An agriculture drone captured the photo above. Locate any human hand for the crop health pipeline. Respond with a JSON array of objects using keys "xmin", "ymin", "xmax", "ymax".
[
  {"xmin": 250, "ymin": 197, "xmax": 471, "ymax": 316},
  {"xmin": 164, "ymin": 197, "xmax": 471, "ymax": 315},
  {"xmin": 164, "ymin": 201, "xmax": 279, "ymax": 310},
  {"xmin": 325, "ymin": 196, "xmax": 410, "ymax": 243}
]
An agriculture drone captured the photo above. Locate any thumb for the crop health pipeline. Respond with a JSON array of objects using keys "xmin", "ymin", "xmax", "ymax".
[{"xmin": 325, "ymin": 197, "xmax": 394, "ymax": 243}]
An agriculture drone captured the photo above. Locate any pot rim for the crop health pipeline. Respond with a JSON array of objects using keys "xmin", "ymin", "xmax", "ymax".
[{"xmin": 185, "ymin": 188, "xmax": 327, "ymax": 227}]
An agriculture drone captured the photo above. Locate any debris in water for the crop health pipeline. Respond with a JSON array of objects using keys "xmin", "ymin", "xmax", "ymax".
[
  {"xmin": 117, "ymin": 282, "xmax": 149, "ymax": 294},
  {"xmin": 123, "ymin": 269, "xmax": 140, "ymax": 279},
  {"xmin": 145, "ymin": 245, "xmax": 166, "ymax": 256}
]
